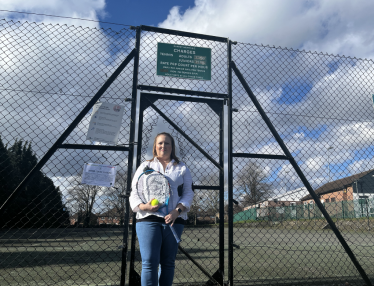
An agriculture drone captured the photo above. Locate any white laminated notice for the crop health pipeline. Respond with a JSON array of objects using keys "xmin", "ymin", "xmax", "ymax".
[
  {"xmin": 86, "ymin": 102, "xmax": 124, "ymax": 144},
  {"xmin": 81, "ymin": 163, "xmax": 117, "ymax": 187}
]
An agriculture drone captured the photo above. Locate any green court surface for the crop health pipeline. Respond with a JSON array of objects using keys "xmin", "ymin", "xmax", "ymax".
[
  {"xmin": 175, "ymin": 227, "xmax": 374, "ymax": 285},
  {"xmin": 0, "ymin": 226, "xmax": 373, "ymax": 285}
]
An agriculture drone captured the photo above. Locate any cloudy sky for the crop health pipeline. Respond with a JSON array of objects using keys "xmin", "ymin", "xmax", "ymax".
[
  {"xmin": 1, "ymin": 0, "xmax": 374, "ymax": 202},
  {"xmin": 2, "ymin": 0, "xmax": 374, "ymax": 59}
]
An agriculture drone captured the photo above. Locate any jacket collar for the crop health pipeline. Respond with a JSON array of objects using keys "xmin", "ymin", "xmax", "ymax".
[{"xmin": 154, "ymin": 157, "xmax": 174, "ymax": 164}]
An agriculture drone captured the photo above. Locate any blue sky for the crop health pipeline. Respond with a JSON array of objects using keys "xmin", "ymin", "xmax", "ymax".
[{"xmin": 97, "ymin": 0, "xmax": 196, "ymax": 28}]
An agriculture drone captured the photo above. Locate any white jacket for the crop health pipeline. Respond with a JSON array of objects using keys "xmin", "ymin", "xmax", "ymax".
[{"xmin": 129, "ymin": 158, "xmax": 194, "ymax": 220}]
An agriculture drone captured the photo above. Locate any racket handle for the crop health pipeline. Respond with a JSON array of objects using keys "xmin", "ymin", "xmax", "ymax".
[{"xmin": 169, "ymin": 225, "xmax": 181, "ymax": 243}]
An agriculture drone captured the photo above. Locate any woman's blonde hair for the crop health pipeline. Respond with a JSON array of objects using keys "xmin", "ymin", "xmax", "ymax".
[{"xmin": 148, "ymin": 132, "xmax": 180, "ymax": 164}]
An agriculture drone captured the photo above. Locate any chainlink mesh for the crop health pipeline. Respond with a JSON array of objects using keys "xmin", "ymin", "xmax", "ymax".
[
  {"xmin": 137, "ymin": 97, "xmax": 222, "ymax": 285},
  {"xmin": 1, "ymin": 19, "xmax": 374, "ymax": 286},
  {"xmin": 0, "ymin": 20, "xmax": 134, "ymax": 286},
  {"xmin": 231, "ymin": 42, "xmax": 374, "ymax": 285},
  {"xmin": 233, "ymin": 43, "xmax": 374, "ymax": 285}
]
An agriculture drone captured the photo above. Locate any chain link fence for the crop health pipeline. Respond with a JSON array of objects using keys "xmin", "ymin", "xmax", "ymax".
[
  {"xmin": 1, "ymin": 19, "xmax": 374, "ymax": 286},
  {"xmin": 134, "ymin": 94, "xmax": 223, "ymax": 285},
  {"xmin": 231, "ymin": 42, "xmax": 374, "ymax": 285},
  {"xmin": 0, "ymin": 19, "xmax": 135, "ymax": 286}
]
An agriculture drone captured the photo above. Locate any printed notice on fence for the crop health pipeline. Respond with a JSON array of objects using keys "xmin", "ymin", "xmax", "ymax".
[
  {"xmin": 81, "ymin": 163, "xmax": 117, "ymax": 187},
  {"xmin": 86, "ymin": 102, "xmax": 124, "ymax": 144},
  {"xmin": 156, "ymin": 43, "xmax": 211, "ymax": 81}
]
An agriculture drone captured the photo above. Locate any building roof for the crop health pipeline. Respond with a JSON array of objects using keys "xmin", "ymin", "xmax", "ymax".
[
  {"xmin": 269, "ymin": 187, "xmax": 309, "ymax": 202},
  {"xmin": 301, "ymin": 169, "xmax": 374, "ymax": 201},
  {"xmin": 70, "ymin": 212, "xmax": 98, "ymax": 219}
]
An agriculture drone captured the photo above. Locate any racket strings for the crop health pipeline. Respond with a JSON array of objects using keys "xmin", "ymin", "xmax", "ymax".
[
  {"xmin": 137, "ymin": 172, "xmax": 171, "ymax": 209},
  {"xmin": 137, "ymin": 175, "xmax": 148, "ymax": 203},
  {"xmin": 145, "ymin": 174, "xmax": 170, "ymax": 205}
]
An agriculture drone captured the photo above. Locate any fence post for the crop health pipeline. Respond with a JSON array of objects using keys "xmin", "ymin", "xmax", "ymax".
[
  {"xmin": 308, "ymin": 204, "xmax": 310, "ymax": 220},
  {"xmin": 227, "ymin": 39, "xmax": 234, "ymax": 286},
  {"xmin": 123, "ymin": 25, "xmax": 141, "ymax": 286}
]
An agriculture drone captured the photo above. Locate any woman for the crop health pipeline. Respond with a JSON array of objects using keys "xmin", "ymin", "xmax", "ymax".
[{"xmin": 130, "ymin": 132, "xmax": 194, "ymax": 286}]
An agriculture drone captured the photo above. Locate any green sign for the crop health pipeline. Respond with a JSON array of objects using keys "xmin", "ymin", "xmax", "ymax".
[{"xmin": 157, "ymin": 43, "xmax": 211, "ymax": 81}]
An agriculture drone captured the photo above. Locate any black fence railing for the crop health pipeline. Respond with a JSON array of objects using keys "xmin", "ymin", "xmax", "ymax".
[{"xmin": 1, "ymin": 19, "xmax": 374, "ymax": 286}]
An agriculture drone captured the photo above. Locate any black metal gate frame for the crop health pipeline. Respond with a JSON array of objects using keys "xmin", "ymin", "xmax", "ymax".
[
  {"xmin": 0, "ymin": 24, "xmax": 372, "ymax": 286},
  {"xmin": 128, "ymin": 25, "xmax": 371, "ymax": 286},
  {"xmin": 127, "ymin": 92, "xmax": 225, "ymax": 286}
]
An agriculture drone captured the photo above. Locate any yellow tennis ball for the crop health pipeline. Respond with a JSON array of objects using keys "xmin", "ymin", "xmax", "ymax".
[{"xmin": 151, "ymin": 199, "xmax": 159, "ymax": 206}]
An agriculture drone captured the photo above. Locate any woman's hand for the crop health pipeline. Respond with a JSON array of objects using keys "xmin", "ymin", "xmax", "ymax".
[
  {"xmin": 164, "ymin": 209, "xmax": 179, "ymax": 226},
  {"xmin": 138, "ymin": 198, "xmax": 159, "ymax": 212}
]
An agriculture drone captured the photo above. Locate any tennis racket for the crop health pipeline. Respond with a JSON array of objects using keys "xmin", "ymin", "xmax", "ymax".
[{"xmin": 136, "ymin": 167, "xmax": 181, "ymax": 243}]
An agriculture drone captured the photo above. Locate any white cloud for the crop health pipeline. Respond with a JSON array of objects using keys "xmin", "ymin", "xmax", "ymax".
[
  {"xmin": 305, "ymin": 156, "xmax": 325, "ymax": 172},
  {"xmin": 0, "ymin": 17, "xmax": 135, "ymax": 183},
  {"xmin": 349, "ymin": 159, "xmax": 374, "ymax": 174},
  {"xmin": 160, "ymin": 0, "xmax": 374, "ymax": 59},
  {"xmin": 2, "ymin": 0, "xmax": 374, "ymax": 199},
  {"xmin": 0, "ymin": 0, "xmax": 106, "ymax": 28}
]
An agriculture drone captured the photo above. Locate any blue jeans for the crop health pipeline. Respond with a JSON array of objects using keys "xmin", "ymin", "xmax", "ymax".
[{"xmin": 136, "ymin": 221, "xmax": 184, "ymax": 286}]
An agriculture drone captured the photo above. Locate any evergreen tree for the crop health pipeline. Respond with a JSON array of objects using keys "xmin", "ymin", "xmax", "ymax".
[
  {"xmin": 0, "ymin": 138, "xmax": 69, "ymax": 228},
  {"xmin": 0, "ymin": 136, "xmax": 12, "ymax": 209}
]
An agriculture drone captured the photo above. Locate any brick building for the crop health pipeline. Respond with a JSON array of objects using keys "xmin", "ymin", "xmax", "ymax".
[
  {"xmin": 70, "ymin": 212, "xmax": 99, "ymax": 226},
  {"xmin": 301, "ymin": 169, "xmax": 374, "ymax": 218},
  {"xmin": 97, "ymin": 209, "xmax": 122, "ymax": 225}
]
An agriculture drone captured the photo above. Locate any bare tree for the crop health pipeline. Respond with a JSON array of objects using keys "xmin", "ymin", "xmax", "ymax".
[
  {"xmin": 188, "ymin": 190, "xmax": 201, "ymax": 225},
  {"xmin": 188, "ymin": 174, "xmax": 221, "ymax": 224},
  {"xmin": 204, "ymin": 188, "xmax": 220, "ymax": 217},
  {"xmin": 102, "ymin": 171, "xmax": 129, "ymax": 226},
  {"xmin": 234, "ymin": 161, "xmax": 273, "ymax": 208},
  {"xmin": 224, "ymin": 202, "xmax": 244, "ymax": 217},
  {"xmin": 66, "ymin": 176, "xmax": 102, "ymax": 227}
]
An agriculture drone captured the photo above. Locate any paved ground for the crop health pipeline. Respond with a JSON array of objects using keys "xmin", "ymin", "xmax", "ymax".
[{"xmin": 0, "ymin": 225, "xmax": 373, "ymax": 285}]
